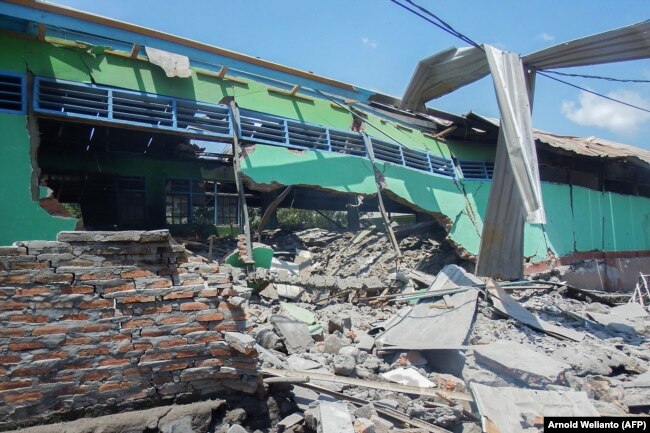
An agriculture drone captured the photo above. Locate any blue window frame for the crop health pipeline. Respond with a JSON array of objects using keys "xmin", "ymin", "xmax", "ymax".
[
  {"xmin": 165, "ymin": 179, "xmax": 239, "ymax": 225},
  {"xmin": 0, "ymin": 71, "xmax": 26, "ymax": 114}
]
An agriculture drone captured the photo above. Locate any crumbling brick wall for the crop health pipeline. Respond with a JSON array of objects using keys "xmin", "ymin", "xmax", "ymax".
[{"xmin": 0, "ymin": 230, "xmax": 258, "ymax": 430}]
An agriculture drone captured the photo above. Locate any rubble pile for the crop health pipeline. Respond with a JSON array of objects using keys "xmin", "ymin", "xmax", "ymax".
[
  {"xmin": 261, "ymin": 225, "xmax": 471, "ymax": 283},
  {"xmin": 2, "ymin": 228, "xmax": 649, "ymax": 433}
]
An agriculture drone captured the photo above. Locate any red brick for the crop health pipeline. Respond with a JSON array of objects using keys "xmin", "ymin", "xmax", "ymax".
[
  {"xmin": 103, "ymin": 283, "xmax": 135, "ymax": 294},
  {"xmin": 197, "ymin": 358, "xmax": 224, "ymax": 367},
  {"xmin": 158, "ymin": 338, "xmax": 187, "ymax": 348},
  {"xmin": 4, "ymin": 391, "xmax": 42, "ymax": 403},
  {"xmin": 81, "ymin": 371, "xmax": 111, "ymax": 382},
  {"xmin": 35, "ymin": 273, "xmax": 73, "ymax": 284},
  {"xmin": 9, "ymin": 315, "xmax": 48, "ymax": 324},
  {"xmin": 33, "ymin": 351, "xmax": 68, "ymax": 361},
  {"xmin": 159, "ymin": 362, "xmax": 189, "ymax": 371},
  {"xmin": 144, "ymin": 305, "xmax": 172, "ymax": 314},
  {"xmin": 0, "ymin": 301, "xmax": 28, "ymax": 310},
  {"xmin": 11, "ymin": 367, "xmax": 51, "ymax": 376},
  {"xmin": 134, "ymin": 343, "xmax": 153, "ymax": 351},
  {"xmin": 8, "ymin": 341, "xmax": 44, "ymax": 351},
  {"xmin": 159, "ymin": 316, "xmax": 186, "ymax": 325},
  {"xmin": 15, "ymin": 287, "xmax": 49, "ymax": 296},
  {"xmin": 195, "ymin": 334, "xmax": 223, "ymax": 344},
  {"xmin": 176, "ymin": 351, "xmax": 199, "ymax": 358},
  {"xmin": 63, "ymin": 336, "xmax": 93, "ymax": 345},
  {"xmin": 196, "ymin": 312, "xmax": 225, "ymax": 322},
  {"xmin": 147, "ymin": 279, "xmax": 172, "ymax": 289},
  {"xmin": 62, "ymin": 285, "xmax": 94, "ymax": 294},
  {"xmin": 210, "ymin": 348, "xmax": 233, "ymax": 356},
  {"xmin": 163, "ymin": 292, "xmax": 194, "ymax": 300},
  {"xmin": 125, "ymin": 389, "xmax": 149, "ymax": 401},
  {"xmin": 177, "ymin": 325, "xmax": 206, "ymax": 334},
  {"xmin": 79, "ymin": 299, "xmax": 113, "ymax": 309},
  {"xmin": 0, "ymin": 327, "xmax": 27, "ymax": 336},
  {"xmin": 79, "ymin": 272, "xmax": 115, "ymax": 281},
  {"xmin": 65, "ymin": 361, "xmax": 92, "ymax": 370},
  {"xmin": 0, "ymin": 274, "xmax": 32, "ymax": 284},
  {"xmin": 140, "ymin": 352, "xmax": 173, "ymax": 362},
  {"xmin": 122, "ymin": 367, "xmax": 140, "ymax": 376},
  {"xmin": 59, "ymin": 386, "xmax": 89, "ymax": 396},
  {"xmin": 123, "ymin": 319, "xmax": 154, "ymax": 329},
  {"xmin": 0, "ymin": 380, "xmax": 32, "ymax": 391},
  {"xmin": 216, "ymin": 323, "xmax": 251, "ymax": 332},
  {"xmin": 32, "ymin": 325, "xmax": 69, "ymax": 335},
  {"xmin": 122, "ymin": 296, "xmax": 155, "ymax": 304},
  {"xmin": 121, "ymin": 269, "xmax": 154, "ymax": 279},
  {"xmin": 79, "ymin": 347, "xmax": 110, "ymax": 356},
  {"xmin": 180, "ymin": 302, "xmax": 208, "ymax": 311},
  {"xmin": 199, "ymin": 289, "xmax": 220, "ymax": 297},
  {"xmin": 98, "ymin": 381, "xmax": 132, "ymax": 393},
  {"xmin": 99, "ymin": 358, "xmax": 130, "ymax": 367},
  {"xmin": 11, "ymin": 261, "xmax": 49, "ymax": 270},
  {"xmin": 100, "ymin": 334, "xmax": 129, "ymax": 342},
  {"xmin": 0, "ymin": 355, "xmax": 21, "ymax": 364},
  {"xmin": 61, "ymin": 313, "xmax": 90, "ymax": 320},
  {"xmin": 141, "ymin": 328, "xmax": 167, "ymax": 337},
  {"xmin": 80, "ymin": 324, "xmax": 113, "ymax": 333},
  {"xmin": 182, "ymin": 277, "xmax": 203, "ymax": 286}
]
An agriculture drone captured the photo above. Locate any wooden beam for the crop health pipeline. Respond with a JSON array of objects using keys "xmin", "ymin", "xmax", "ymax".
[
  {"xmin": 129, "ymin": 44, "xmax": 140, "ymax": 58},
  {"xmin": 426, "ymin": 125, "xmax": 457, "ymax": 141},
  {"xmin": 268, "ymin": 86, "xmax": 314, "ymax": 102}
]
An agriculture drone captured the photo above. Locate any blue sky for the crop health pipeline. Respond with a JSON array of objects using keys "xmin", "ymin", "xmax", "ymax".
[{"xmin": 50, "ymin": 0, "xmax": 650, "ymax": 149}]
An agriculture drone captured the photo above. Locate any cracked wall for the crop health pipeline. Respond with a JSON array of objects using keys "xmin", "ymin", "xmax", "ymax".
[
  {"xmin": 241, "ymin": 144, "xmax": 650, "ymax": 266},
  {"xmin": 0, "ymin": 230, "xmax": 258, "ymax": 430}
]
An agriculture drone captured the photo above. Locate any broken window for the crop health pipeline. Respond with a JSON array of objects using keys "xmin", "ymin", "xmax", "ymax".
[{"xmin": 164, "ymin": 179, "xmax": 236, "ymax": 225}]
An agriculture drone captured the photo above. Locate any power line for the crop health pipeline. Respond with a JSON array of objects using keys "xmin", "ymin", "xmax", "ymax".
[
  {"xmin": 538, "ymin": 71, "xmax": 650, "ymax": 114},
  {"xmin": 540, "ymin": 69, "xmax": 650, "ymax": 84},
  {"xmin": 388, "ymin": 0, "xmax": 482, "ymax": 49}
]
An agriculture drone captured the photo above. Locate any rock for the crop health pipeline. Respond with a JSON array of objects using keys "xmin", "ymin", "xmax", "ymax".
[
  {"xmin": 339, "ymin": 345, "xmax": 361, "ymax": 360},
  {"xmin": 460, "ymin": 422, "xmax": 483, "ymax": 433},
  {"xmin": 275, "ymin": 283, "xmax": 305, "ymax": 300},
  {"xmin": 224, "ymin": 408, "xmax": 247, "ymax": 424},
  {"xmin": 227, "ymin": 425, "xmax": 248, "ymax": 433},
  {"xmin": 333, "ymin": 354, "xmax": 356, "ymax": 376},
  {"xmin": 324, "ymin": 333, "xmax": 349, "ymax": 355},
  {"xmin": 318, "ymin": 401, "xmax": 354, "ymax": 433},
  {"xmin": 354, "ymin": 403, "xmax": 378, "ymax": 420},
  {"xmin": 354, "ymin": 418, "xmax": 376, "ymax": 433},
  {"xmin": 255, "ymin": 327, "xmax": 284, "ymax": 351},
  {"xmin": 278, "ymin": 413, "xmax": 304, "ymax": 431},
  {"xmin": 328, "ymin": 314, "xmax": 352, "ymax": 334},
  {"xmin": 375, "ymin": 399, "xmax": 399, "ymax": 410},
  {"xmin": 271, "ymin": 315, "xmax": 314, "ymax": 354},
  {"xmin": 551, "ymin": 342, "xmax": 642, "ymax": 376},
  {"xmin": 369, "ymin": 416, "xmax": 393, "ymax": 433},
  {"xmin": 225, "ymin": 332, "xmax": 257, "ymax": 356}
]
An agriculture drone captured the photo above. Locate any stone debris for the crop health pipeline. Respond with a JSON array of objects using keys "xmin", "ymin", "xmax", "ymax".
[{"xmin": 3, "ymin": 226, "xmax": 650, "ymax": 433}]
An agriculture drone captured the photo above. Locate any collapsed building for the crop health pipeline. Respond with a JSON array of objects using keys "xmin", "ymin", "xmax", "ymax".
[
  {"xmin": 0, "ymin": 1, "xmax": 649, "ymax": 289},
  {"xmin": 0, "ymin": 1, "xmax": 650, "ymax": 432}
]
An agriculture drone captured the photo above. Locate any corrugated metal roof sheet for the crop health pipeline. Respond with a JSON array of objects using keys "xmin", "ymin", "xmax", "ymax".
[{"xmin": 523, "ymin": 20, "xmax": 650, "ymax": 69}]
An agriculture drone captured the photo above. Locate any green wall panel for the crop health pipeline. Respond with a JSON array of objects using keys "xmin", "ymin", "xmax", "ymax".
[{"xmin": 0, "ymin": 114, "xmax": 76, "ymax": 245}]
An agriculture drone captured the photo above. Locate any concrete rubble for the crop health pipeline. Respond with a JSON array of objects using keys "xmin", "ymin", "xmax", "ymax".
[{"xmin": 3, "ymin": 226, "xmax": 650, "ymax": 433}]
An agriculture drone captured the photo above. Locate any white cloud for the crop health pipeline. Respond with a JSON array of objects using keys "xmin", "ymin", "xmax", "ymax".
[
  {"xmin": 361, "ymin": 37, "xmax": 377, "ymax": 49},
  {"xmin": 561, "ymin": 89, "xmax": 650, "ymax": 135},
  {"xmin": 538, "ymin": 32, "xmax": 555, "ymax": 42}
]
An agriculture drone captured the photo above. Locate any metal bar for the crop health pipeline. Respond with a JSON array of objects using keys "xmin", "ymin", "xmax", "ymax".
[
  {"xmin": 362, "ymin": 133, "xmax": 402, "ymax": 258},
  {"xmin": 229, "ymin": 100, "xmax": 254, "ymax": 267}
]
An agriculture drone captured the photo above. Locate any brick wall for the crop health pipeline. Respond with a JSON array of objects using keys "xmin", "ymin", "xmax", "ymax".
[{"xmin": 0, "ymin": 230, "xmax": 258, "ymax": 430}]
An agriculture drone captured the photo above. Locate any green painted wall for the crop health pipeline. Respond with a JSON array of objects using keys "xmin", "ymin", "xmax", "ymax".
[
  {"xmin": 0, "ymin": 114, "xmax": 76, "ymax": 245},
  {"xmin": 0, "ymin": 33, "xmax": 455, "ymax": 157},
  {"xmin": 242, "ymin": 144, "xmax": 650, "ymax": 262}
]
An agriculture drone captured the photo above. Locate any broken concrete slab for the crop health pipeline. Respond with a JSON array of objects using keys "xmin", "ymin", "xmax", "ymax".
[
  {"xmin": 487, "ymin": 279, "xmax": 585, "ymax": 341},
  {"xmin": 376, "ymin": 289, "xmax": 479, "ymax": 350},
  {"xmin": 610, "ymin": 302, "xmax": 649, "ymax": 319},
  {"xmin": 470, "ymin": 383, "xmax": 599, "ymax": 433},
  {"xmin": 278, "ymin": 413, "xmax": 304, "ymax": 430},
  {"xmin": 4, "ymin": 400, "xmax": 224, "ymax": 433},
  {"xmin": 224, "ymin": 331, "xmax": 257, "ymax": 356},
  {"xmin": 270, "ymin": 314, "xmax": 313, "ymax": 354},
  {"xmin": 275, "ymin": 283, "xmax": 305, "ymax": 300},
  {"xmin": 292, "ymin": 386, "xmax": 321, "ymax": 411},
  {"xmin": 472, "ymin": 340, "xmax": 571, "ymax": 388},
  {"xmin": 317, "ymin": 401, "xmax": 355, "ymax": 433},
  {"xmin": 380, "ymin": 367, "xmax": 436, "ymax": 388},
  {"xmin": 354, "ymin": 330, "xmax": 375, "ymax": 353},
  {"xmin": 429, "ymin": 264, "xmax": 483, "ymax": 292}
]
